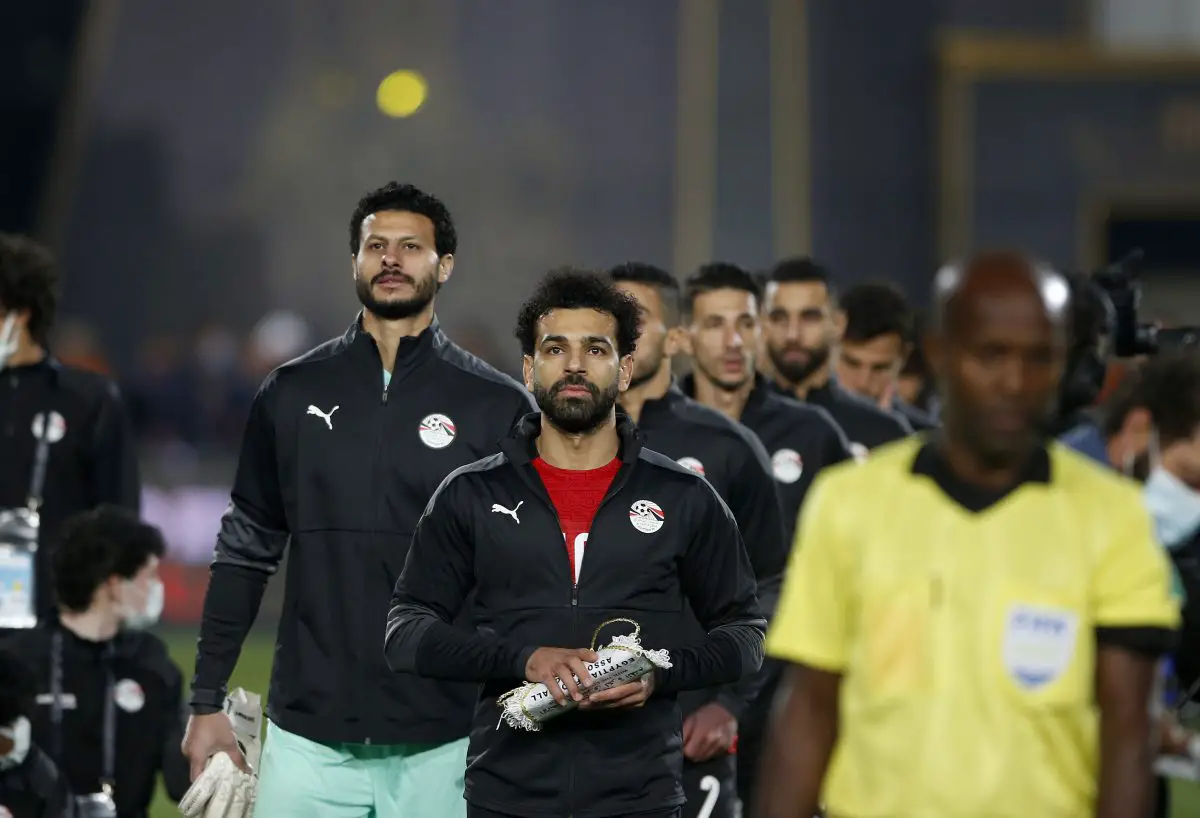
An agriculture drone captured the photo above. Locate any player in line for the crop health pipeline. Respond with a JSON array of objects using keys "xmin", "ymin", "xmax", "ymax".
[
  {"xmin": 182, "ymin": 183, "xmax": 534, "ymax": 817},
  {"xmin": 387, "ymin": 268, "xmax": 766, "ymax": 818}
]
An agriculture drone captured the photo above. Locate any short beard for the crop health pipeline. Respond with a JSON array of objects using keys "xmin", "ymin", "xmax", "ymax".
[
  {"xmin": 769, "ymin": 343, "xmax": 828, "ymax": 385},
  {"xmin": 533, "ymin": 375, "xmax": 620, "ymax": 435},
  {"xmin": 356, "ymin": 270, "xmax": 438, "ymax": 320}
]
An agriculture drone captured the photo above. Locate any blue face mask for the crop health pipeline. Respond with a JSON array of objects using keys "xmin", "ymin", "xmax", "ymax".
[{"xmin": 1144, "ymin": 467, "xmax": 1200, "ymax": 548}]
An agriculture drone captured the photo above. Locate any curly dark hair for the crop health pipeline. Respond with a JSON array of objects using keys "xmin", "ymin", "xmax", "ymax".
[
  {"xmin": 53, "ymin": 505, "xmax": 166, "ymax": 613},
  {"xmin": 348, "ymin": 182, "xmax": 457, "ymax": 257},
  {"xmin": 609, "ymin": 262, "xmax": 681, "ymax": 325},
  {"xmin": 0, "ymin": 646, "xmax": 36, "ymax": 725},
  {"xmin": 840, "ymin": 281, "xmax": 913, "ymax": 344},
  {"xmin": 765, "ymin": 256, "xmax": 837, "ymax": 301},
  {"xmin": 0, "ymin": 233, "xmax": 60, "ymax": 345},
  {"xmin": 515, "ymin": 267, "xmax": 641, "ymax": 357},
  {"xmin": 683, "ymin": 262, "xmax": 761, "ymax": 319},
  {"xmin": 1132, "ymin": 351, "xmax": 1200, "ymax": 448}
]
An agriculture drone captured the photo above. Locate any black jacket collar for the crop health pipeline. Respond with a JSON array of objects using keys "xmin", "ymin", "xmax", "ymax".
[
  {"xmin": 342, "ymin": 311, "xmax": 446, "ymax": 370},
  {"xmin": 742, "ymin": 373, "xmax": 774, "ymax": 417},
  {"xmin": 676, "ymin": 373, "xmax": 770, "ymax": 418},
  {"xmin": 618, "ymin": 381, "xmax": 688, "ymax": 425},
  {"xmin": 501, "ymin": 412, "xmax": 644, "ymax": 466},
  {"xmin": 769, "ymin": 375, "xmax": 838, "ymax": 402}
]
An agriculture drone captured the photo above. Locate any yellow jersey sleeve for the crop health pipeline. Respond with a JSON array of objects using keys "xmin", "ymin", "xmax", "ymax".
[
  {"xmin": 765, "ymin": 474, "xmax": 854, "ymax": 671},
  {"xmin": 1092, "ymin": 492, "xmax": 1181, "ymax": 631}
]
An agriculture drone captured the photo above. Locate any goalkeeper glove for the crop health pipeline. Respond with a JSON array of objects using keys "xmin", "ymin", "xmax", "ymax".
[{"xmin": 179, "ymin": 688, "xmax": 262, "ymax": 818}]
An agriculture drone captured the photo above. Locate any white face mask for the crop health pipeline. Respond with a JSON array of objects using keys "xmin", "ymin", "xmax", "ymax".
[
  {"xmin": 1144, "ymin": 466, "xmax": 1200, "ymax": 549},
  {"xmin": 0, "ymin": 716, "xmax": 31, "ymax": 770},
  {"xmin": 121, "ymin": 578, "xmax": 164, "ymax": 630},
  {"xmin": 0, "ymin": 313, "xmax": 18, "ymax": 371}
]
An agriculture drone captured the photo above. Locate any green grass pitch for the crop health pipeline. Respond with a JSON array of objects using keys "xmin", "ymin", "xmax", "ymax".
[{"xmin": 147, "ymin": 627, "xmax": 1200, "ymax": 817}]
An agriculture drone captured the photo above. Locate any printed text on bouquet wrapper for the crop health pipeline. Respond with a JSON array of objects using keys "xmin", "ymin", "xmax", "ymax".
[{"xmin": 529, "ymin": 656, "xmax": 643, "ymax": 702}]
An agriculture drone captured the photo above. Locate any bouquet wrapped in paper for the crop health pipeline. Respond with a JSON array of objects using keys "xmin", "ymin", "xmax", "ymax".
[{"xmin": 497, "ymin": 618, "xmax": 672, "ymax": 732}]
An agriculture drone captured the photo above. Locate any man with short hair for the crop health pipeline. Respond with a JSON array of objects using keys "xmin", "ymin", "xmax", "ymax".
[
  {"xmin": 0, "ymin": 233, "xmax": 140, "ymax": 624},
  {"xmin": 2, "ymin": 505, "xmax": 190, "ymax": 818},
  {"xmin": 1063, "ymin": 352, "xmax": 1200, "ymax": 817},
  {"xmin": 674, "ymin": 261, "xmax": 851, "ymax": 811},
  {"xmin": 183, "ymin": 182, "xmax": 535, "ymax": 817},
  {"xmin": 758, "ymin": 251, "xmax": 1180, "ymax": 818},
  {"xmin": 386, "ymin": 268, "xmax": 766, "ymax": 818},
  {"xmin": 1096, "ymin": 353, "xmax": 1200, "ymax": 690},
  {"xmin": 759, "ymin": 257, "xmax": 911, "ymax": 458},
  {"xmin": 835, "ymin": 281, "xmax": 936, "ymax": 430},
  {"xmin": 610, "ymin": 261, "xmax": 787, "ymax": 818}
]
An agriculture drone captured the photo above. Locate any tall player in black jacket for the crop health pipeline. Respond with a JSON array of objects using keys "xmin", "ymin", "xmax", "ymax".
[
  {"xmin": 609, "ymin": 263, "xmax": 786, "ymax": 818},
  {"xmin": 386, "ymin": 269, "xmax": 765, "ymax": 818},
  {"xmin": 182, "ymin": 183, "xmax": 534, "ymax": 818}
]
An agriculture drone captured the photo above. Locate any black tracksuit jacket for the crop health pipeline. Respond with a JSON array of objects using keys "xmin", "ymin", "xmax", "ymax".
[
  {"xmin": 683, "ymin": 375, "xmax": 852, "ymax": 543},
  {"xmin": 774, "ymin": 377, "xmax": 911, "ymax": 455},
  {"xmin": 385, "ymin": 414, "xmax": 766, "ymax": 818},
  {"xmin": 190, "ymin": 315, "xmax": 535, "ymax": 744},
  {"xmin": 618, "ymin": 383, "xmax": 786, "ymax": 722},
  {"xmin": 0, "ymin": 627, "xmax": 189, "ymax": 818},
  {"xmin": 0, "ymin": 358, "xmax": 140, "ymax": 620}
]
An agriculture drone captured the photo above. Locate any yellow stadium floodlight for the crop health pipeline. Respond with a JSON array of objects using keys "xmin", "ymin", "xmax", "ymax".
[{"xmin": 376, "ymin": 70, "xmax": 428, "ymax": 118}]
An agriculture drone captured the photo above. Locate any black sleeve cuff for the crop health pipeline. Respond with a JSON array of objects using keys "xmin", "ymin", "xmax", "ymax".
[
  {"xmin": 189, "ymin": 688, "xmax": 227, "ymax": 713},
  {"xmin": 1095, "ymin": 625, "xmax": 1178, "ymax": 657}
]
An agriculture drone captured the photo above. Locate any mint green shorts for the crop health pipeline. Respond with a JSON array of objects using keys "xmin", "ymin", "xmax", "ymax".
[{"xmin": 253, "ymin": 720, "xmax": 468, "ymax": 818}]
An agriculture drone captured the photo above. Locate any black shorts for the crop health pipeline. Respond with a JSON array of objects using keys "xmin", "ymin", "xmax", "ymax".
[
  {"xmin": 468, "ymin": 808, "xmax": 682, "ymax": 818},
  {"xmin": 681, "ymin": 753, "xmax": 739, "ymax": 818}
]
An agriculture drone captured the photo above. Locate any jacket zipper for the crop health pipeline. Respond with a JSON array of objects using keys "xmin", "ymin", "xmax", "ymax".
[
  {"xmin": 363, "ymin": 364, "xmax": 391, "ymax": 744},
  {"xmin": 566, "ymin": 463, "xmax": 632, "ymax": 818},
  {"xmin": 513, "ymin": 458, "xmax": 635, "ymax": 818}
]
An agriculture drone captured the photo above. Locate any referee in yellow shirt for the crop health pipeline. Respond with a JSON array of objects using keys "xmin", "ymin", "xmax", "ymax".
[{"xmin": 755, "ymin": 251, "xmax": 1181, "ymax": 818}]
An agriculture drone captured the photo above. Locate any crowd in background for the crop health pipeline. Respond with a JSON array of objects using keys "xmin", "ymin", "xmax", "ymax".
[{"xmin": 51, "ymin": 311, "xmax": 514, "ymax": 453}]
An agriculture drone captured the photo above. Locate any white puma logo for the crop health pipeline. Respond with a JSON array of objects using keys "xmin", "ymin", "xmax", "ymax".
[
  {"xmin": 306, "ymin": 404, "xmax": 340, "ymax": 430},
  {"xmin": 491, "ymin": 501, "xmax": 523, "ymax": 524}
]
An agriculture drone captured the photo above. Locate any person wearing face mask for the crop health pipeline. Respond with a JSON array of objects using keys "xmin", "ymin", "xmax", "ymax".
[
  {"xmin": 1130, "ymin": 353, "xmax": 1200, "ymax": 686},
  {"xmin": 0, "ymin": 234, "xmax": 140, "ymax": 628},
  {"xmin": 1061, "ymin": 352, "xmax": 1200, "ymax": 818},
  {"xmin": 0, "ymin": 506, "xmax": 189, "ymax": 818},
  {"xmin": 0, "ymin": 647, "xmax": 76, "ymax": 818}
]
